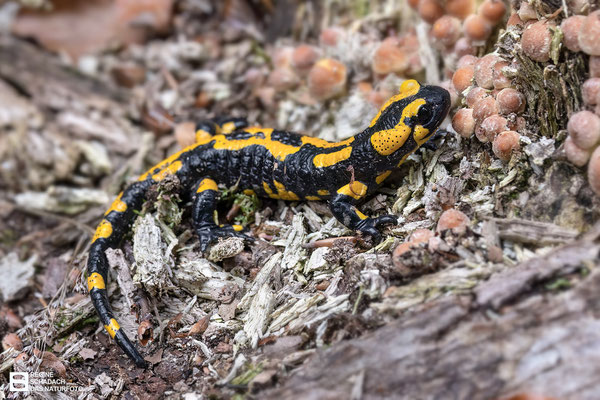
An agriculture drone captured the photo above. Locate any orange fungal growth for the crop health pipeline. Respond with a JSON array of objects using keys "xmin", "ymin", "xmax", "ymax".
[
  {"xmin": 496, "ymin": 88, "xmax": 526, "ymax": 115},
  {"xmin": 457, "ymin": 54, "xmax": 478, "ymax": 69},
  {"xmin": 452, "ymin": 108, "xmax": 476, "ymax": 138},
  {"xmin": 588, "ymin": 146, "xmax": 600, "ymax": 196},
  {"xmin": 463, "ymin": 14, "xmax": 492, "ymax": 42},
  {"xmin": 268, "ymin": 67, "xmax": 299, "ymax": 92},
  {"xmin": 446, "ymin": 0, "xmax": 475, "ymax": 20},
  {"xmin": 507, "ymin": 12, "xmax": 524, "ymax": 28},
  {"xmin": 372, "ymin": 38, "xmax": 408, "ymax": 75},
  {"xmin": 567, "ymin": 111, "xmax": 600, "ymax": 150},
  {"xmin": 452, "ymin": 66, "xmax": 475, "ymax": 93},
  {"xmin": 473, "ymin": 96, "xmax": 498, "ymax": 123},
  {"xmin": 564, "ymin": 136, "xmax": 591, "ymax": 167},
  {"xmin": 272, "ymin": 46, "xmax": 294, "ymax": 68},
  {"xmin": 492, "ymin": 61, "xmax": 511, "ymax": 90},
  {"xmin": 392, "ymin": 228, "xmax": 435, "ymax": 270},
  {"xmin": 308, "ymin": 58, "xmax": 347, "ymax": 101},
  {"xmin": 465, "ymin": 86, "xmax": 489, "ymax": 108},
  {"xmin": 492, "ymin": 130, "xmax": 520, "ymax": 161},
  {"xmin": 579, "ymin": 11, "xmax": 600, "ymax": 56},
  {"xmin": 408, "ymin": 0, "xmax": 420, "ymax": 9},
  {"xmin": 477, "ymin": 114, "xmax": 508, "ymax": 142},
  {"xmin": 582, "ymin": 78, "xmax": 600, "ymax": 106},
  {"xmin": 454, "ymin": 37, "xmax": 475, "ymax": 57},
  {"xmin": 408, "ymin": 228, "xmax": 435, "ymax": 243},
  {"xmin": 432, "ymin": 16, "xmax": 462, "ymax": 47},
  {"xmin": 436, "ymin": 209, "xmax": 470, "ymax": 234},
  {"xmin": 507, "ymin": 116, "xmax": 526, "ymax": 132},
  {"xmin": 522, "ymin": 21, "xmax": 553, "ymax": 63},
  {"xmin": 320, "ymin": 27, "xmax": 344, "ymax": 46},
  {"xmin": 517, "ymin": 1, "xmax": 537, "ymax": 21},
  {"xmin": 474, "ymin": 54, "xmax": 500, "ymax": 89},
  {"xmin": 440, "ymin": 80, "xmax": 459, "ymax": 108},
  {"xmin": 479, "ymin": 0, "xmax": 507, "ymax": 24},
  {"xmin": 291, "ymin": 45, "xmax": 321, "ymax": 75},
  {"xmin": 418, "ymin": 0, "xmax": 445, "ymax": 24},
  {"xmin": 561, "ymin": 16, "xmax": 586, "ymax": 53}
]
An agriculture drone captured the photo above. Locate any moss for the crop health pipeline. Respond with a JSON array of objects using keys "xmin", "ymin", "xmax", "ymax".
[
  {"xmin": 221, "ymin": 187, "xmax": 261, "ymax": 225},
  {"xmin": 545, "ymin": 277, "xmax": 571, "ymax": 291},
  {"xmin": 498, "ymin": 31, "xmax": 586, "ymax": 138},
  {"xmin": 231, "ymin": 363, "xmax": 264, "ymax": 386},
  {"xmin": 155, "ymin": 183, "xmax": 183, "ymax": 229},
  {"xmin": 55, "ymin": 309, "xmax": 98, "ymax": 335},
  {"xmin": 0, "ymin": 228, "xmax": 17, "ymax": 247}
]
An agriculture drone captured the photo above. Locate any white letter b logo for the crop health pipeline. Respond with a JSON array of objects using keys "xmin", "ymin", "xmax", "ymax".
[{"xmin": 9, "ymin": 372, "xmax": 29, "ymax": 392}]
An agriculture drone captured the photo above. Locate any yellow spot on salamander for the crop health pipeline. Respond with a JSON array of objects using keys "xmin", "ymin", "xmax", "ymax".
[
  {"xmin": 263, "ymin": 180, "xmax": 300, "ymax": 200},
  {"xmin": 87, "ymin": 272, "xmax": 106, "ymax": 291},
  {"xmin": 221, "ymin": 121, "xmax": 237, "ymax": 134},
  {"xmin": 376, "ymin": 170, "xmax": 392, "ymax": 184},
  {"xmin": 317, "ymin": 189, "xmax": 330, "ymax": 196},
  {"xmin": 262, "ymin": 181, "xmax": 274, "ymax": 196},
  {"xmin": 369, "ymin": 79, "xmax": 421, "ymax": 128},
  {"xmin": 152, "ymin": 160, "xmax": 182, "ymax": 181},
  {"xmin": 306, "ymin": 196, "xmax": 320, "ymax": 201},
  {"xmin": 196, "ymin": 129, "xmax": 213, "ymax": 143},
  {"xmin": 337, "ymin": 181, "xmax": 368, "ymax": 200},
  {"xmin": 274, "ymin": 180, "xmax": 300, "ymax": 200},
  {"xmin": 232, "ymin": 224, "xmax": 243, "ymax": 231},
  {"xmin": 243, "ymin": 189, "xmax": 255, "ymax": 196},
  {"xmin": 355, "ymin": 209, "xmax": 368, "ymax": 220},
  {"xmin": 370, "ymin": 126, "xmax": 411, "ymax": 156},
  {"xmin": 370, "ymin": 98, "xmax": 426, "ymax": 156},
  {"xmin": 313, "ymin": 146, "xmax": 352, "ymax": 168},
  {"xmin": 214, "ymin": 129, "xmax": 302, "ymax": 162},
  {"xmin": 414, "ymin": 125, "xmax": 431, "ymax": 145},
  {"xmin": 301, "ymin": 136, "xmax": 354, "ymax": 148},
  {"xmin": 397, "ymin": 153, "xmax": 410, "ymax": 167},
  {"xmin": 138, "ymin": 151, "xmax": 185, "ymax": 181},
  {"xmin": 196, "ymin": 178, "xmax": 218, "ymax": 193},
  {"xmin": 104, "ymin": 318, "xmax": 120, "ymax": 338},
  {"xmin": 399, "ymin": 79, "xmax": 421, "ymax": 98},
  {"xmin": 92, "ymin": 220, "xmax": 113, "ymax": 243},
  {"xmin": 105, "ymin": 193, "xmax": 127, "ymax": 215}
]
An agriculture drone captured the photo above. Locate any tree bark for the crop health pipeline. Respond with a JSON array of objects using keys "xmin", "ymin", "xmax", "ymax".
[{"xmin": 262, "ymin": 225, "xmax": 600, "ymax": 400}]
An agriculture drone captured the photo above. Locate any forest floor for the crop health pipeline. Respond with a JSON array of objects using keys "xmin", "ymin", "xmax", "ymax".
[{"xmin": 0, "ymin": 1, "xmax": 599, "ymax": 399}]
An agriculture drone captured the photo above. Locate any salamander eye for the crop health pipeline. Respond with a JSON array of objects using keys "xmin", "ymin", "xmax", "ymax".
[{"xmin": 417, "ymin": 104, "xmax": 433, "ymax": 124}]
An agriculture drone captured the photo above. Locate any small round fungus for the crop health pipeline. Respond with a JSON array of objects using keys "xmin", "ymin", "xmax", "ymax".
[
  {"xmin": 492, "ymin": 130, "xmax": 520, "ymax": 161},
  {"xmin": 452, "ymin": 108, "xmax": 476, "ymax": 138}
]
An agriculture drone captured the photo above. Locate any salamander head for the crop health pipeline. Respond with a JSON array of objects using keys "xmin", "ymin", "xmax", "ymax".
[{"xmin": 368, "ymin": 80, "xmax": 451, "ymax": 156}]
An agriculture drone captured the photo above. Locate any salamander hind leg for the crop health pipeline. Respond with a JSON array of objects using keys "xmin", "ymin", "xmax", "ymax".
[
  {"xmin": 192, "ymin": 178, "xmax": 253, "ymax": 251},
  {"xmin": 329, "ymin": 181, "xmax": 397, "ymax": 242}
]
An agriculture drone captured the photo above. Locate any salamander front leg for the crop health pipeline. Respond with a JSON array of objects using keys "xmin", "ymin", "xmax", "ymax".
[
  {"xmin": 329, "ymin": 182, "xmax": 397, "ymax": 241},
  {"xmin": 192, "ymin": 178, "xmax": 253, "ymax": 251}
]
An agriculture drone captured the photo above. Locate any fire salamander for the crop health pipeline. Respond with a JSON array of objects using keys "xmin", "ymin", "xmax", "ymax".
[{"xmin": 87, "ymin": 79, "xmax": 450, "ymax": 367}]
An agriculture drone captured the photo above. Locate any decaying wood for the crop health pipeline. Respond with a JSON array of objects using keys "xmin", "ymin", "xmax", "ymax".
[
  {"xmin": 0, "ymin": 35, "xmax": 128, "ymax": 111},
  {"xmin": 490, "ymin": 217, "xmax": 579, "ymax": 246},
  {"xmin": 261, "ymin": 225, "xmax": 600, "ymax": 400},
  {"xmin": 476, "ymin": 224, "xmax": 600, "ymax": 309}
]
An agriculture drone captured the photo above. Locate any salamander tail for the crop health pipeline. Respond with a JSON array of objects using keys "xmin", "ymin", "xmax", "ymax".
[{"xmin": 86, "ymin": 181, "xmax": 151, "ymax": 368}]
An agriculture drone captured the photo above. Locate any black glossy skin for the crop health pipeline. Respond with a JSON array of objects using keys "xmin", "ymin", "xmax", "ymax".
[{"xmin": 86, "ymin": 80, "xmax": 450, "ymax": 367}]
